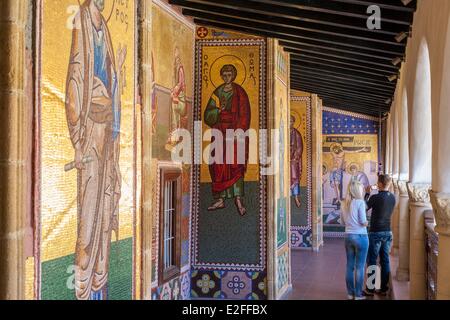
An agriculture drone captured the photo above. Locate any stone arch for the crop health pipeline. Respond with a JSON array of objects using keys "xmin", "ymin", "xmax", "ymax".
[{"xmin": 409, "ymin": 38, "xmax": 432, "ymax": 184}]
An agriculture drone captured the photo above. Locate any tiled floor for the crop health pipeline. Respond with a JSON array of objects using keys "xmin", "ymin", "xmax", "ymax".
[
  {"xmin": 389, "ymin": 250, "xmax": 410, "ymax": 300},
  {"xmin": 285, "ymin": 238, "xmax": 395, "ymax": 300}
]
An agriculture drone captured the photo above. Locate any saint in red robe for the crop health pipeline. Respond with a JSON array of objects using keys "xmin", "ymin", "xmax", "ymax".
[{"xmin": 204, "ymin": 83, "xmax": 251, "ymax": 198}]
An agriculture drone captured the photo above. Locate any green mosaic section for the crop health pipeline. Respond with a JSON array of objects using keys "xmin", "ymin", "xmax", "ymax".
[
  {"xmin": 277, "ymin": 197, "xmax": 288, "ymax": 248},
  {"xmin": 41, "ymin": 238, "xmax": 133, "ymax": 300},
  {"xmin": 291, "ymin": 186, "xmax": 309, "ymax": 227},
  {"xmin": 198, "ymin": 182, "xmax": 261, "ymax": 265}
]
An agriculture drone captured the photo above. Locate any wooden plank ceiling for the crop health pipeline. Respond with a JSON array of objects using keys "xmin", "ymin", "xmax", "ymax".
[{"xmin": 168, "ymin": 0, "xmax": 416, "ymax": 117}]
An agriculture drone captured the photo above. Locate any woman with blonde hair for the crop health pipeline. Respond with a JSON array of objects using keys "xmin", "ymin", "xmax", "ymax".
[{"xmin": 341, "ymin": 180, "xmax": 369, "ymax": 300}]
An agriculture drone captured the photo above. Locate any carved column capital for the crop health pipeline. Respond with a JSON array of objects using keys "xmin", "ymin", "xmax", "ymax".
[
  {"xmin": 429, "ymin": 190, "xmax": 450, "ymax": 236},
  {"xmin": 397, "ymin": 180, "xmax": 409, "ymax": 197},
  {"xmin": 392, "ymin": 179, "xmax": 399, "ymax": 194},
  {"xmin": 407, "ymin": 182, "xmax": 431, "ymax": 206}
]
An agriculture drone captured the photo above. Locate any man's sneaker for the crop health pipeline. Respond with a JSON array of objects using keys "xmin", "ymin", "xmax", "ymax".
[
  {"xmin": 376, "ymin": 290, "xmax": 389, "ymax": 296},
  {"xmin": 363, "ymin": 289, "xmax": 375, "ymax": 297},
  {"xmin": 347, "ymin": 295, "xmax": 354, "ymax": 300},
  {"xmin": 354, "ymin": 296, "xmax": 366, "ymax": 301}
]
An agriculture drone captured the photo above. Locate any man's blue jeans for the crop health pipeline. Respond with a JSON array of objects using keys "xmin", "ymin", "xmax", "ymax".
[
  {"xmin": 367, "ymin": 231, "xmax": 393, "ymax": 292},
  {"xmin": 345, "ymin": 234, "xmax": 369, "ymax": 297}
]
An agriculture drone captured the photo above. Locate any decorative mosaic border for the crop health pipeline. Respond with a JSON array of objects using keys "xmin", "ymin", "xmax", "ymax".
[
  {"xmin": 290, "ymin": 95, "xmax": 313, "ymax": 245},
  {"xmin": 152, "ymin": 270, "xmax": 191, "ymax": 300},
  {"xmin": 191, "ymin": 38, "xmax": 267, "ymax": 272},
  {"xmin": 323, "ymin": 232, "xmax": 345, "ymax": 238},
  {"xmin": 323, "ymin": 106, "xmax": 381, "ymax": 122},
  {"xmin": 190, "ymin": 269, "xmax": 267, "ymax": 300},
  {"xmin": 276, "ymin": 251, "xmax": 289, "ymax": 293}
]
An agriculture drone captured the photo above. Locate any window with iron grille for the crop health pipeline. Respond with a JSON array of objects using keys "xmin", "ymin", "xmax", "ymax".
[{"xmin": 159, "ymin": 166, "xmax": 182, "ymax": 284}]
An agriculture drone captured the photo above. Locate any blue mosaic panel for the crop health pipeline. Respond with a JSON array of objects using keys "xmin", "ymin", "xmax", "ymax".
[{"xmin": 323, "ymin": 110, "xmax": 379, "ymax": 135}]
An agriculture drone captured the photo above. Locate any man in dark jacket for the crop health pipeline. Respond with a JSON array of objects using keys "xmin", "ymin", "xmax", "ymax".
[{"xmin": 364, "ymin": 174, "xmax": 396, "ymax": 296}]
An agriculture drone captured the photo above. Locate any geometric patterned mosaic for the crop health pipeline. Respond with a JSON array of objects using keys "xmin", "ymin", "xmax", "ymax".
[
  {"xmin": 190, "ymin": 270, "xmax": 267, "ymax": 300},
  {"xmin": 291, "ymin": 229, "xmax": 313, "ymax": 248},
  {"xmin": 277, "ymin": 251, "xmax": 289, "ymax": 292},
  {"xmin": 290, "ymin": 95, "xmax": 313, "ymax": 249},
  {"xmin": 152, "ymin": 271, "xmax": 191, "ymax": 301}
]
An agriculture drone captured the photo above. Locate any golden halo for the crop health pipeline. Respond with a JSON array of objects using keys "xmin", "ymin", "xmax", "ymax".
[
  {"xmin": 290, "ymin": 110, "xmax": 302, "ymax": 131},
  {"xmin": 81, "ymin": 0, "xmax": 116, "ymax": 23},
  {"xmin": 330, "ymin": 143, "xmax": 344, "ymax": 155},
  {"xmin": 210, "ymin": 55, "xmax": 247, "ymax": 88},
  {"xmin": 347, "ymin": 162, "xmax": 360, "ymax": 173},
  {"xmin": 104, "ymin": 0, "xmax": 116, "ymax": 24}
]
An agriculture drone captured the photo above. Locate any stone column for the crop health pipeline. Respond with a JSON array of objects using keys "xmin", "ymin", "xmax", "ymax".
[
  {"xmin": 396, "ymin": 180, "xmax": 410, "ymax": 281},
  {"xmin": 391, "ymin": 180, "xmax": 400, "ymax": 253},
  {"xmin": 0, "ymin": 1, "xmax": 31, "ymax": 300},
  {"xmin": 384, "ymin": 114, "xmax": 391, "ymax": 175},
  {"xmin": 407, "ymin": 183, "xmax": 431, "ymax": 299},
  {"xmin": 429, "ymin": 191, "xmax": 450, "ymax": 300},
  {"xmin": 138, "ymin": 0, "xmax": 153, "ymax": 300}
]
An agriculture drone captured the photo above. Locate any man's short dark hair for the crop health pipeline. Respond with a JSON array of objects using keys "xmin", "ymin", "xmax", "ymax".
[
  {"xmin": 220, "ymin": 64, "xmax": 238, "ymax": 81},
  {"xmin": 378, "ymin": 174, "xmax": 392, "ymax": 188}
]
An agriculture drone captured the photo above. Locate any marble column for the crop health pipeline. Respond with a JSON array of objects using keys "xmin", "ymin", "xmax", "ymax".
[
  {"xmin": 392, "ymin": 182, "xmax": 400, "ymax": 252},
  {"xmin": 407, "ymin": 183, "xmax": 431, "ymax": 299},
  {"xmin": 392, "ymin": 180, "xmax": 400, "ymax": 253},
  {"xmin": 385, "ymin": 114, "xmax": 392, "ymax": 176},
  {"xmin": 429, "ymin": 191, "xmax": 450, "ymax": 300},
  {"xmin": 0, "ymin": 0, "xmax": 31, "ymax": 300},
  {"xmin": 396, "ymin": 180, "xmax": 410, "ymax": 281}
]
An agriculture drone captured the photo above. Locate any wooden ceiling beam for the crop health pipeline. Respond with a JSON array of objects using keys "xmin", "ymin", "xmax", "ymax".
[
  {"xmin": 290, "ymin": 64, "xmax": 397, "ymax": 89},
  {"xmin": 291, "ymin": 60, "xmax": 398, "ymax": 82},
  {"xmin": 290, "ymin": 75, "xmax": 395, "ymax": 96},
  {"xmin": 290, "ymin": 77, "xmax": 395, "ymax": 98},
  {"xmin": 292, "ymin": 83, "xmax": 389, "ymax": 105},
  {"xmin": 186, "ymin": 11, "xmax": 406, "ymax": 55},
  {"xmin": 172, "ymin": 0, "xmax": 407, "ymax": 45},
  {"xmin": 320, "ymin": 99, "xmax": 388, "ymax": 116},
  {"xmin": 285, "ymin": 47, "xmax": 400, "ymax": 70},
  {"xmin": 290, "ymin": 52, "xmax": 397, "ymax": 75},
  {"xmin": 280, "ymin": 40, "xmax": 401, "ymax": 62},
  {"xmin": 249, "ymin": 0, "xmax": 414, "ymax": 24},
  {"xmin": 332, "ymin": 0, "xmax": 417, "ymax": 12},
  {"xmin": 170, "ymin": 0, "xmax": 411, "ymax": 33}
]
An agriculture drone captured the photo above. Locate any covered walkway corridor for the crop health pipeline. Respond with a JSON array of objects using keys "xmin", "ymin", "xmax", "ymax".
[{"xmin": 1, "ymin": 0, "xmax": 450, "ymax": 301}]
